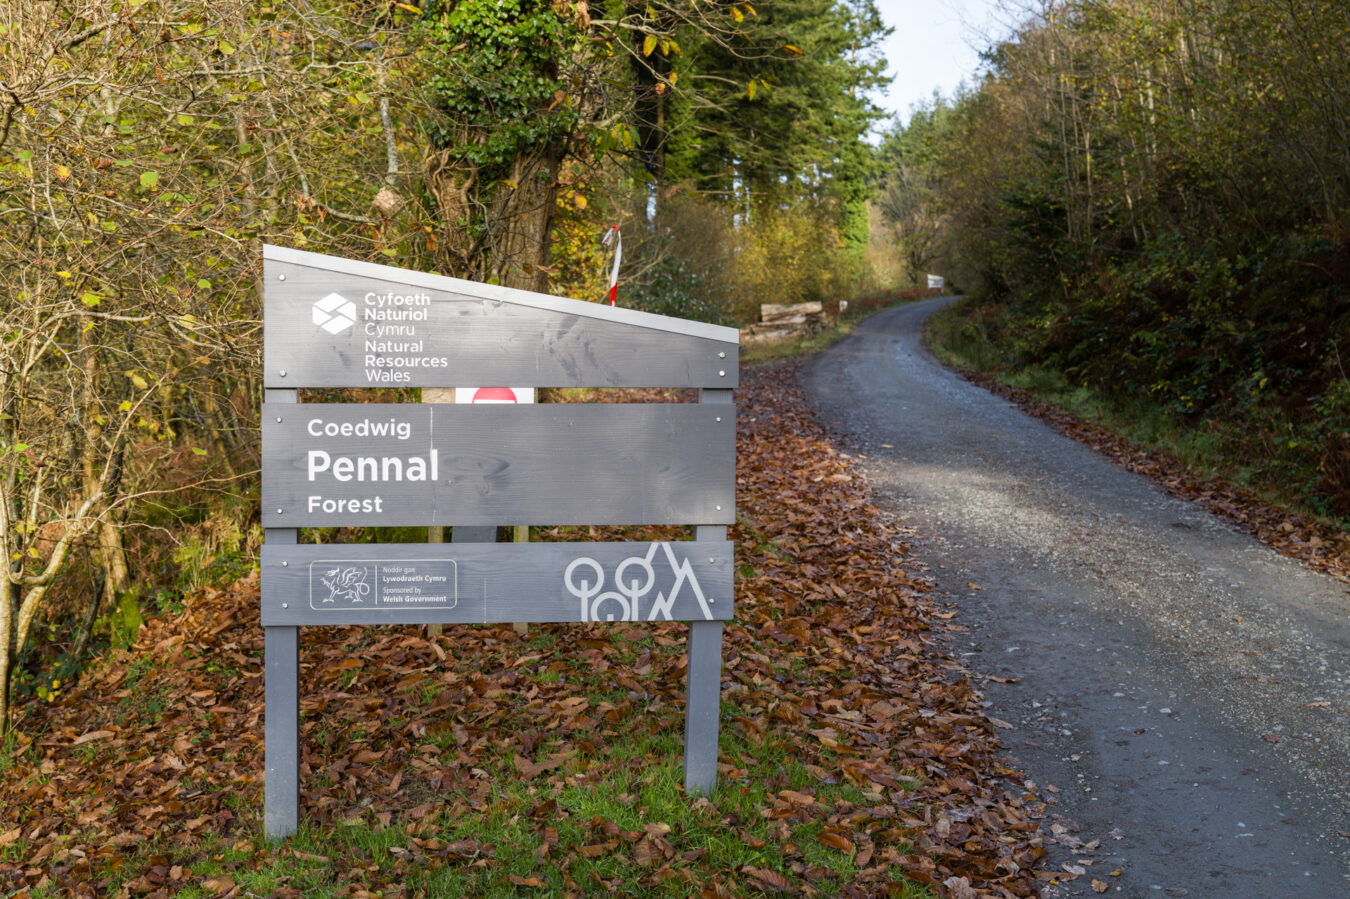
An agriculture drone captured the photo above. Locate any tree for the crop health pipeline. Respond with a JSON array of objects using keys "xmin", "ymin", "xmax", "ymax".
[
  {"xmin": 420, "ymin": 0, "xmax": 768, "ymax": 291},
  {"xmin": 421, "ymin": 0, "xmax": 586, "ymax": 292},
  {"xmin": 664, "ymin": 0, "xmax": 889, "ymax": 220},
  {"xmin": 907, "ymin": 0, "xmax": 1350, "ymax": 514},
  {"xmin": 0, "ymin": 0, "xmax": 418, "ymax": 730},
  {"xmin": 419, "ymin": 0, "xmax": 891, "ymax": 296},
  {"xmin": 877, "ymin": 97, "xmax": 956, "ymax": 283}
]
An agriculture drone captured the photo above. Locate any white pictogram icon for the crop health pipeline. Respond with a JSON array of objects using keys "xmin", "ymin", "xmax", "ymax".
[
  {"xmin": 320, "ymin": 566, "xmax": 370, "ymax": 603},
  {"xmin": 312, "ymin": 292, "xmax": 357, "ymax": 334},
  {"xmin": 564, "ymin": 543, "xmax": 715, "ymax": 622}
]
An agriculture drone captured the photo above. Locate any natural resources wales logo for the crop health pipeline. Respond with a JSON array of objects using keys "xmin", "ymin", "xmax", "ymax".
[{"xmin": 312, "ymin": 292, "xmax": 356, "ymax": 334}]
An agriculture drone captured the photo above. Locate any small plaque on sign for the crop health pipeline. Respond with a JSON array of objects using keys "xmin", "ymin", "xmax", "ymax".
[
  {"xmin": 262, "ymin": 541, "xmax": 733, "ymax": 626},
  {"xmin": 310, "ymin": 559, "xmax": 457, "ymax": 611}
]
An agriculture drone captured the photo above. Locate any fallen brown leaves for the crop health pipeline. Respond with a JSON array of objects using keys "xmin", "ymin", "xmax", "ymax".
[
  {"xmin": 728, "ymin": 365, "xmax": 1045, "ymax": 893},
  {"xmin": 955, "ymin": 371, "xmax": 1350, "ymax": 584},
  {"xmin": 0, "ymin": 361, "xmax": 1043, "ymax": 897}
]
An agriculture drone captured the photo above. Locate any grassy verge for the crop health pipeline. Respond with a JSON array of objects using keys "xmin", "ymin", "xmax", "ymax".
[
  {"xmin": 52, "ymin": 625, "xmax": 919, "ymax": 899},
  {"xmin": 741, "ymin": 321, "xmax": 859, "ymax": 367},
  {"xmin": 926, "ymin": 298, "xmax": 1226, "ymax": 471},
  {"xmin": 0, "ymin": 585, "xmax": 940, "ymax": 898},
  {"xmin": 926, "ymin": 298, "xmax": 1350, "ymax": 535}
]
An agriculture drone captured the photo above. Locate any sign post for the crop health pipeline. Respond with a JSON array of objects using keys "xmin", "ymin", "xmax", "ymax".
[
  {"xmin": 261, "ymin": 245, "xmax": 738, "ymax": 838},
  {"xmin": 455, "ymin": 385, "xmax": 533, "ymax": 634}
]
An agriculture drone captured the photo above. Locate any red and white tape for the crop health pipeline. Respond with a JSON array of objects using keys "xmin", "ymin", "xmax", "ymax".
[{"xmin": 601, "ymin": 224, "xmax": 622, "ymax": 306}]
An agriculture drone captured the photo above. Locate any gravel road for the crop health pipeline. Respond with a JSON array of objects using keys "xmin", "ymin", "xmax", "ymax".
[{"xmin": 801, "ymin": 298, "xmax": 1350, "ymax": 897}]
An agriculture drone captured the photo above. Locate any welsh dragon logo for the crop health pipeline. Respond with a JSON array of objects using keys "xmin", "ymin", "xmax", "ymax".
[{"xmin": 320, "ymin": 566, "xmax": 370, "ymax": 604}]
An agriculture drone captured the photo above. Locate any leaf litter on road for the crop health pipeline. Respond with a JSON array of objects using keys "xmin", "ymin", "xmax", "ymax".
[{"xmin": 0, "ymin": 361, "xmax": 1047, "ymax": 897}]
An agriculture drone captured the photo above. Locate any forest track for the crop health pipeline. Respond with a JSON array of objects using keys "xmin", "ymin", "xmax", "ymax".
[{"xmin": 803, "ymin": 298, "xmax": 1350, "ymax": 898}]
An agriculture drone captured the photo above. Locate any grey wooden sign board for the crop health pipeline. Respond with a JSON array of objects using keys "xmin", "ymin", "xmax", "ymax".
[
  {"xmin": 263, "ymin": 244, "xmax": 738, "ymax": 389},
  {"xmin": 261, "ymin": 246, "xmax": 738, "ymax": 840},
  {"xmin": 261, "ymin": 402, "xmax": 733, "ymax": 527},
  {"xmin": 261, "ymin": 541, "xmax": 733, "ymax": 626}
]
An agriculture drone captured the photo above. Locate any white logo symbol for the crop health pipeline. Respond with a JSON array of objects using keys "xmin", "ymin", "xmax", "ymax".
[
  {"xmin": 565, "ymin": 543, "xmax": 716, "ymax": 622},
  {"xmin": 320, "ymin": 566, "xmax": 370, "ymax": 603},
  {"xmin": 312, "ymin": 292, "xmax": 357, "ymax": 334}
]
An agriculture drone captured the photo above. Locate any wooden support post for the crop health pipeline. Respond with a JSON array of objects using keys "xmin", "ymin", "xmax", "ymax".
[
  {"xmin": 264, "ymin": 387, "xmax": 299, "ymax": 840},
  {"xmin": 423, "ymin": 388, "xmax": 455, "ymax": 638},
  {"xmin": 513, "ymin": 524, "xmax": 530, "ymax": 636},
  {"xmin": 685, "ymin": 387, "xmax": 733, "ymax": 794},
  {"xmin": 264, "ymin": 620, "xmax": 299, "ymax": 838},
  {"xmin": 684, "ymin": 614, "xmax": 724, "ymax": 794}
]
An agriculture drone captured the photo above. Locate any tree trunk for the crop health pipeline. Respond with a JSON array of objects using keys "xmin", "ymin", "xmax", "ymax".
[
  {"xmin": 98, "ymin": 518, "xmax": 129, "ymax": 602},
  {"xmin": 428, "ymin": 141, "xmax": 563, "ymax": 293},
  {"xmin": 490, "ymin": 145, "xmax": 562, "ymax": 293},
  {"xmin": 0, "ymin": 578, "xmax": 14, "ymax": 733},
  {"xmin": 69, "ymin": 570, "xmax": 105, "ymax": 664},
  {"xmin": 201, "ymin": 391, "xmax": 240, "ymax": 480}
]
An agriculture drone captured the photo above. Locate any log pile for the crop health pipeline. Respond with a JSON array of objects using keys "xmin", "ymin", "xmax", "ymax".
[{"xmin": 741, "ymin": 301, "xmax": 842, "ymax": 345}]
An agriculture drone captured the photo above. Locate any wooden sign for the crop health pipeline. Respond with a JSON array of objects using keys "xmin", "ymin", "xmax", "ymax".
[
  {"xmin": 261, "ymin": 402, "xmax": 734, "ymax": 527},
  {"xmin": 261, "ymin": 247, "xmax": 737, "ymax": 841},
  {"xmin": 263, "ymin": 245, "xmax": 738, "ymax": 389}
]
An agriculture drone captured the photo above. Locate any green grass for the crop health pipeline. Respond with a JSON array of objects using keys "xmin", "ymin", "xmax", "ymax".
[
  {"xmin": 56, "ymin": 717, "xmax": 932, "ymax": 898},
  {"xmin": 107, "ymin": 654, "xmax": 175, "ymax": 728},
  {"xmin": 198, "ymin": 627, "xmax": 920, "ymax": 894},
  {"xmin": 19, "ymin": 624, "xmax": 934, "ymax": 897},
  {"xmin": 0, "ymin": 728, "xmax": 28, "ymax": 778},
  {"xmin": 741, "ymin": 319, "xmax": 859, "ymax": 366},
  {"xmin": 277, "ymin": 738, "xmax": 909, "ymax": 897},
  {"xmin": 927, "ymin": 299, "xmax": 1350, "ymax": 530}
]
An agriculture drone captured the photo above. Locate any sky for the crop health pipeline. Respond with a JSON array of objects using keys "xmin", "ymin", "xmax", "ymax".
[{"xmin": 870, "ymin": 0, "xmax": 1008, "ymax": 125}]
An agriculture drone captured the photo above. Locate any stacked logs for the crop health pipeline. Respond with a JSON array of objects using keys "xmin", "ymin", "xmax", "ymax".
[{"xmin": 741, "ymin": 301, "xmax": 844, "ymax": 345}]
